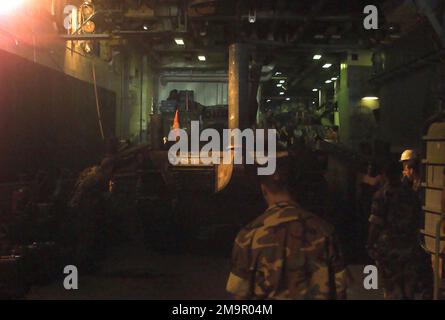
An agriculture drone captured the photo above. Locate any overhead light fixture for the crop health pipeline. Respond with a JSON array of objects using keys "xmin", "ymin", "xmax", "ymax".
[
  {"xmin": 285, "ymin": 98, "xmax": 290, "ymax": 101},
  {"xmin": 275, "ymin": 72, "xmax": 282, "ymax": 75},
  {"xmin": 266, "ymin": 99, "xmax": 271, "ymax": 102},
  {"xmin": 143, "ymin": 25, "xmax": 149, "ymax": 31},
  {"xmin": 279, "ymin": 92, "xmax": 285, "ymax": 95},
  {"xmin": 362, "ymin": 96, "xmax": 379, "ymax": 101},
  {"xmin": 174, "ymin": 38, "xmax": 185, "ymax": 45},
  {"xmin": 325, "ymin": 80, "xmax": 332, "ymax": 84},
  {"xmin": 276, "ymin": 84, "xmax": 282, "ymax": 87},
  {"xmin": 322, "ymin": 63, "xmax": 332, "ymax": 69},
  {"xmin": 248, "ymin": 9, "xmax": 256, "ymax": 23},
  {"xmin": 331, "ymin": 77, "xmax": 338, "ymax": 81},
  {"xmin": 312, "ymin": 88, "xmax": 318, "ymax": 92},
  {"xmin": 198, "ymin": 55, "xmax": 206, "ymax": 61},
  {"xmin": 313, "ymin": 54, "xmax": 322, "ymax": 60},
  {"xmin": 279, "ymin": 80, "xmax": 285, "ymax": 84}
]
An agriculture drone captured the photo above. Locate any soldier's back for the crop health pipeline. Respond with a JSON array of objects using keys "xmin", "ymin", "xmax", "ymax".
[{"xmin": 228, "ymin": 202, "xmax": 346, "ymax": 300}]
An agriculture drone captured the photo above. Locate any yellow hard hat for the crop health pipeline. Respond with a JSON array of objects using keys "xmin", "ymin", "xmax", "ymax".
[{"xmin": 400, "ymin": 149, "xmax": 417, "ymax": 162}]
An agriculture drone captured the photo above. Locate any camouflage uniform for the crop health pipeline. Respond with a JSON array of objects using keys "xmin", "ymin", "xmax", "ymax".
[
  {"xmin": 68, "ymin": 164, "xmax": 112, "ymax": 268},
  {"xmin": 369, "ymin": 183, "xmax": 433, "ymax": 299},
  {"xmin": 401, "ymin": 175, "xmax": 421, "ymax": 194},
  {"xmin": 226, "ymin": 202, "xmax": 347, "ymax": 300}
]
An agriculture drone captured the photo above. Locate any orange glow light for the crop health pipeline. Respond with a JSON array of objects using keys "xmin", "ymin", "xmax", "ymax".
[{"xmin": 0, "ymin": 0, "xmax": 26, "ymax": 15}]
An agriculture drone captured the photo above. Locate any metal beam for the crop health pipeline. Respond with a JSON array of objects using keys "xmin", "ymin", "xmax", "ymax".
[
  {"xmin": 245, "ymin": 40, "xmax": 366, "ymax": 51},
  {"xmin": 160, "ymin": 74, "xmax": 228, "ymax": 83},
  {"xmin": 154, "ymin": 66, "xmax": 227, "ymax": 71},
  {"xmin": 60, "ymin": 34, "xmax": 114, "ymax": 41},
  {"xmin": 153, "ymin": 47, "xmax": 226, "ymax": 54},
  {"xmin": 59, "ymin": 30, "xmax": 187, "ymax": 41},
  {"xmin": 228, "ymin": 43, "xmax": 249, "ymax": 130},
  {"xmin": 415, "ymin": 0, "xmax": 445, "ymax": 46},
  {"xmin": 369, "ymin": 49, "xmax": 445, "ymax": 83},
  {"xmin": 189, "ymin": 14, "xmax": 360, "ymax": 23}
]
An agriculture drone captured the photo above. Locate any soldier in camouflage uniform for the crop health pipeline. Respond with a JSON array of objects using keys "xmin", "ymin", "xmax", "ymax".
[
  {"xmin": 226, "ymin": 153, "xmax": 347, "ymax": 300},
  {"xmin": 368, "ymin": 161, "xmax": 432, "ymax": 299},
  {"xmin": 67, "ymin": 157, "xmax": 115, "ymax": 268}
]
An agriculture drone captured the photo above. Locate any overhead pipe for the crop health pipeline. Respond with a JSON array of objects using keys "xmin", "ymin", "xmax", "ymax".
[
  {"xmin": 160, "ymin": 74, "xmax": 228, "ymax": 83},
  {"xmin": 189, "ymin": 13, "xmax": 359, "ymax": 22},
  {"xmin": 214, "ymin": 43, "xmax": 250, "ymax": 192},
  {"xmin": 155, "ymin": 66, "xmax": 227, "ymax": 71},
  {"xmin": 244, "ymin": 40, "xmax": 365, "ymax": 51}
]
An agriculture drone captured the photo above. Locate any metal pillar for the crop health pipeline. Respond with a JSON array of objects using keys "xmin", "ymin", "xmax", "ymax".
[
  {"xmin": 215, "ymin": 43, "xmax": 249, "ymax": 192},
  {"xmin": 228, "ymin": 43, "xmax": 249, "ymax": 130}
]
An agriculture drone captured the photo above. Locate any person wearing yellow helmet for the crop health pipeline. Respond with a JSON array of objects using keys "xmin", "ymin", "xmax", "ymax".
[
  {"xmin": 400, "ymin": 149, "xmax": 420, "ymax": 193},
  {"xmin": 398, "ymin": 149, "xmax": 434, "ymax": 299}
]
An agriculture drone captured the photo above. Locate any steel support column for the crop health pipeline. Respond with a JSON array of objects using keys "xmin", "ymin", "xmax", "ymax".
[{"xmin": 228, "ymin": 43, "xmax": 249, "ymax": 130}]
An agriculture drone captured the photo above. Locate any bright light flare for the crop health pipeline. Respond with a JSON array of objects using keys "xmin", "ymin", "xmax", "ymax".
[
  {"xmin": 0, "ymin": 0, "xmax": 26, "ymax": 15},
  {"xmin": 362, "ymin": 96, "xmax": 379, "ymax": 101}
]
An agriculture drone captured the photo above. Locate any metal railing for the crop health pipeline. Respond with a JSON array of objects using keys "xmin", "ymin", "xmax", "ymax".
[
  {"xmin": 434, "ymin": 216, "xmax": 445, "ymax": 300},
  {"xmin": 420, "ymin": 216, "xmax": 445, "ymax": 300}
]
